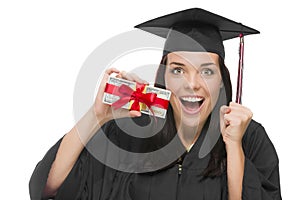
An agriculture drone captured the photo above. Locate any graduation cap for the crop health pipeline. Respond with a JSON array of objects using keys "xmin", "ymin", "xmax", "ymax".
[{"xmin": 135, "ymin": 8, "xmax": 259, "ymax": 104}]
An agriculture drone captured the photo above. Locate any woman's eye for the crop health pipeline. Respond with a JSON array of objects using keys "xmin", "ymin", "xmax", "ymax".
[
  {"xmin": 201, "ymin": 68, "xmax": 214, "ymax": 76},
  {"xmin": 171, "ymin": 67, "xmax": 184, "ymax": 74}
]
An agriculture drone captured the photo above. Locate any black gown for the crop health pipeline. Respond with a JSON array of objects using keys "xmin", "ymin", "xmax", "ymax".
[{"xmin": 29, "ymin": 119, "xmax": 282, "ymax": 200}]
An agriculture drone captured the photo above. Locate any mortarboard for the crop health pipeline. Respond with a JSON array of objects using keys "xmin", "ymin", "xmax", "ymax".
[{"xmin": 135, "ymin": 8, "xmax": 259, "ymax": 103}]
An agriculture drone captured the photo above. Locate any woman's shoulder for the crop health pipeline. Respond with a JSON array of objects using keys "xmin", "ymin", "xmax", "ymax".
[
  {"xmin": 243, "ymin": 119, "xmax": 267, "ymax": 141},
  {"xmin": 242, "ymin": 119, "xmax": 279, "ymax": 161}
]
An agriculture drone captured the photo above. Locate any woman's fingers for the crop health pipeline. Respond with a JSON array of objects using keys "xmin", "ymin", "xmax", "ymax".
[
  {"xmin": 106, "ymin": 67, "xmax": 120, "ymax": 75},
  {"xmin": 128, "ymin": 110, "xmax": 142, "ymax": 117},
  {"xmin": 94, "ymin": 68, "xmax": 121, "ymax": 117},
  {"xmin": 117, "ymin": 70, "xmax": 148, "ymax": 84},
  {"xmin": 220, "ymin": 105, "xmax": 231, "ymax": 133},
  {"xmin": 220, "ymin": 103, "xmax": 252, "ymax": 125},
  {"xmin": 219, "ymin": 102, "xmax": 253, "ymax": 143},
  {"xmin": 99, "ymin": 68, "xmax": 120, "ymax": 91},
  {"xmin": 110, "ymin": 108, "xmax": 142, "ymax": 119},
  {"xmin": 103, "ymin": 68, "xmax": 120, "ymax": 81},
  {"xmin": 96, "ymin": 69, "xmax": 116, "ymax": 97},
  {"xmin": 94, "ymin": 68, "xmax": 146, "ymax": 120}
]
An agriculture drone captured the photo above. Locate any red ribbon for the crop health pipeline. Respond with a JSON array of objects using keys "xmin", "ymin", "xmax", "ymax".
[{"xmin": 104, "ymin": 83, "xmax": 169, "ymax": 112}]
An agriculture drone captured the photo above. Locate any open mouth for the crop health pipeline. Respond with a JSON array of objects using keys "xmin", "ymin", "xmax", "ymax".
[{"xmin": 179, "ymin": 96, "xmax": 204, "ymax": 115}]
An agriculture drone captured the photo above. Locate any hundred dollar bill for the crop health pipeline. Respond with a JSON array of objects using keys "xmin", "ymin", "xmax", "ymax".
[
  {"xmin": 107, "ymin": 76, "xmax": 136, "ymax": 88},
  {"xmin": 103, "ymin": 76, "xmax": 171, "ymax": 118},
  {"xmin": 144, "ymin": 86, "xmax": 171, "ymax": 100}
]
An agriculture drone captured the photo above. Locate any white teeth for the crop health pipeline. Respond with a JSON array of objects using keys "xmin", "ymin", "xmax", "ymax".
[{"xmin": 181, "ymin": 97, "xmax": 203, "ymax": 102}]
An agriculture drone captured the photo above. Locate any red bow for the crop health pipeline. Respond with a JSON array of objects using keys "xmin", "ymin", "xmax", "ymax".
[{"xmin": 105, "ymin": 83, "xmax": 157, "ymax": 111}]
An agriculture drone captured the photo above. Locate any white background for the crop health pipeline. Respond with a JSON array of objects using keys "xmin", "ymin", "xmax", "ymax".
[{"xmin": 0, "ymin": 0, "xmax": 298, "ymax": 199}]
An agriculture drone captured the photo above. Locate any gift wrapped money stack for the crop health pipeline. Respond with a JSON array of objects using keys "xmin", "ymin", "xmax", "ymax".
[{"xmin": 103, "ymin": 77, "xmax": 171, "ymax": 118}]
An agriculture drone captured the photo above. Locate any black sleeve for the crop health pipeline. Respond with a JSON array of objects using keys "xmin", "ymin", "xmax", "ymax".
[
  {"xmin": 242, "ymin": 120, "xmax": 282, "ymax": 200},
  {"xmin": 29, "ymin": 138, "xmax": 64, "ymax": 200},
  {"xmin": 28, "ymin": 120, "xmax": 120, "ymax": 200},
  {"xmin": 29, "ymin": 137, "xmax": 109, "ymax": 200}
]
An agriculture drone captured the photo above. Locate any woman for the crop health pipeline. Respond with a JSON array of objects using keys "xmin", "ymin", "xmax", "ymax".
[{"xmin": 29, "ymin": 8, "xmax": 281, "ymax": 200}]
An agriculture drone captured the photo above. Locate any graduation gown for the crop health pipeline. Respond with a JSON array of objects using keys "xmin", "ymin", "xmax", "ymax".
[{"xmin": 29, "ymin": 119, "xmax": 281, "ymax": 200}]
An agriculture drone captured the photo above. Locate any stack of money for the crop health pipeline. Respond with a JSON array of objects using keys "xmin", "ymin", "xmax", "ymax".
[{"xmin": 103, "ymin": 76, "xmax": 171, "ymax": 118}]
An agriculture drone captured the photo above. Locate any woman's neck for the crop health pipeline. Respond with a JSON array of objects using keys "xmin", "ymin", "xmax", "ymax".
[{"xmin": 176, "ymin": 123, "xmax": 204, "ymax": 150}]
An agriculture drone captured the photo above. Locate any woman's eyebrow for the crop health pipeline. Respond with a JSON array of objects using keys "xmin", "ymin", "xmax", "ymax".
[
  {"xmin": 169, "ymin": 61, "xmax": 217, "ymax": 67},
  {"xmin": 200, "ymin": 62, "xmax": 217, "ymax": 67},
  {"xmin": 169, "ymin": 62, "xmax": 185, "ymax": 66}
]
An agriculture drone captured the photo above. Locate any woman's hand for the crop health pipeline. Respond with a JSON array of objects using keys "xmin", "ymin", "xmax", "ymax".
[
  {"xmin": 219, "ymin": 102, "xmax": 253, "ymax": 145},
  {"xmin": 93, "ymin": 68, "xmax": 148, "ymax": 123}
]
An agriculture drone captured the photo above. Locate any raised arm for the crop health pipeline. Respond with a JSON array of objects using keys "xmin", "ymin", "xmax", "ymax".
[
  {"xmin": 220, "ymin": 102, "xmax": 252, "ymax": 200},
  {"xmin": 220, "ymin": 102, "xmax": 281, "ymax": 200},
  {"xmin": 39, "ymin": 68, "xmax": 143, "ymax": 198}
]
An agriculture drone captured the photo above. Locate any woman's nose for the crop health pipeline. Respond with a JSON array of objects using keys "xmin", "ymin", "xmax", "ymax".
[{"xmin": 183, "ymin": 72, "xmax": 204, "ymax": 91}]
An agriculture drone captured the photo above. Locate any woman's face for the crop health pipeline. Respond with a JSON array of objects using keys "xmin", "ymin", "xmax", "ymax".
[{"xmin": 165, "ymin": 51, "xmax": 222, "ymax": 128}]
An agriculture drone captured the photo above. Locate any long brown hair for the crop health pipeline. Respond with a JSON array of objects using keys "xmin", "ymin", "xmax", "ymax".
[{"xmin": 154, "ymin": 55, "xmax": 232, "ymax": 177}]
